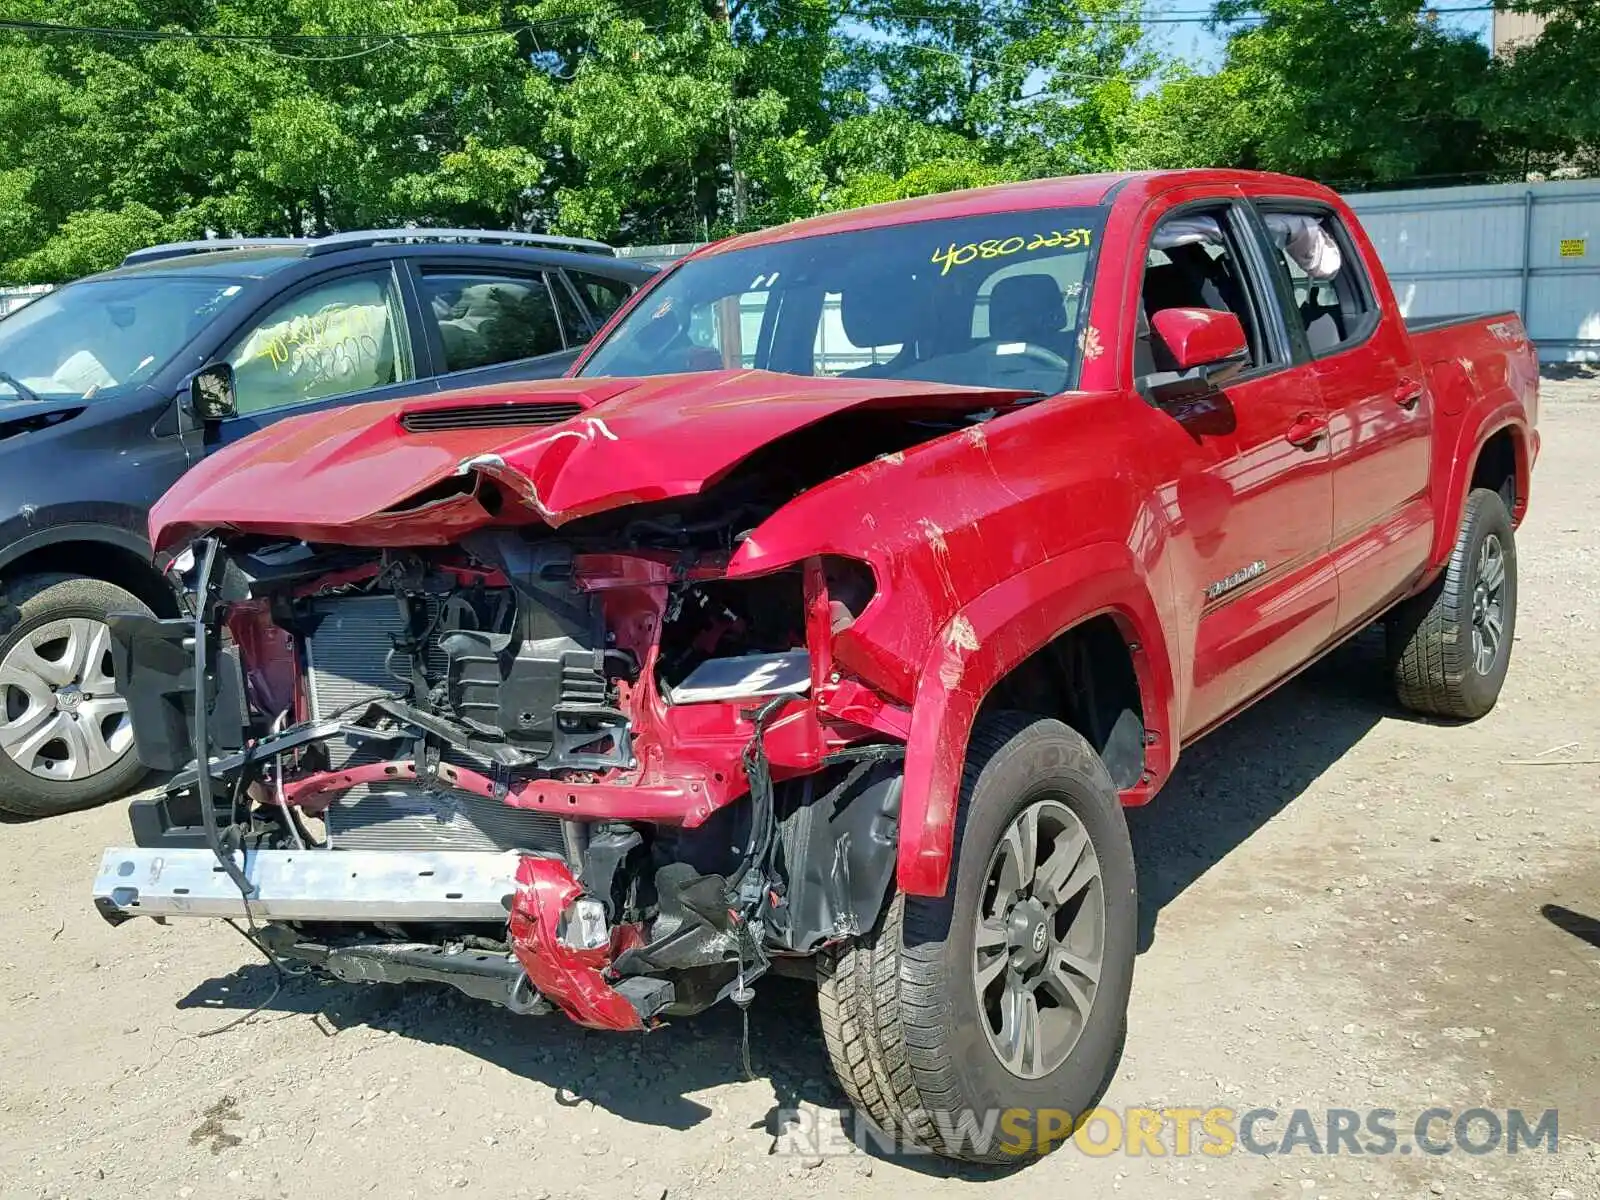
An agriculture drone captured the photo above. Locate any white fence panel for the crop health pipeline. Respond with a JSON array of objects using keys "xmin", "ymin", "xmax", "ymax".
[
  {"xmin": 0, "ymin": 284, "xmax": 52, "ymax": 317},
  {"xmin": 1346, "ymin": 178, "xmax": 1600, "ymax": 363}
]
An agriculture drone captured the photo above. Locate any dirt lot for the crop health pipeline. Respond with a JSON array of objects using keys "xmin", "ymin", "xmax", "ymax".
[{"xmin": 3, "ymin": 378, "xmax": 1599, "ymax": 1200}]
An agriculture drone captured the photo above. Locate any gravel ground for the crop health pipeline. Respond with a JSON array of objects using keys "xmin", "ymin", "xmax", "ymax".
[{"xmin": 3, "ymin": 377, "xmax": 1599, "ymax": 1200}]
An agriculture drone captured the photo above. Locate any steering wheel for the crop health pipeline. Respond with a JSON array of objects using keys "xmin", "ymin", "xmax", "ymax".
[{"xmin": 991, "ymin": 341, "xmax": 1073, "ymax": 379}]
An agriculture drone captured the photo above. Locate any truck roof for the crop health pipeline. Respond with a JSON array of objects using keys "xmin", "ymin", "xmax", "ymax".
[{"xmin": 704, "ymin": 168, "xmax": 1335, "ymax": 257}]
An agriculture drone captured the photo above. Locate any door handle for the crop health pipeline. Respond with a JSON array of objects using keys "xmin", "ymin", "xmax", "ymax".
[
  {"xmin": 1394, "ymin": 381, "xmax": 1424, "ymax": 410},
  {"xmin": 1285, "ymin": 413, "xmax": 1327, "ymax": 450}
]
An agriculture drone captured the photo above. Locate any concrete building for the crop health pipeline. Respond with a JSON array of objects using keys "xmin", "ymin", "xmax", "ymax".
[{"xmin": 1492, "ymin": 9, "xmax": 1549, "ymax": 56}]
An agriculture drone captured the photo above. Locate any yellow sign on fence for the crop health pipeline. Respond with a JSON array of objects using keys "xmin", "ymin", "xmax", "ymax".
[{"xmin": 1559, "ymin": 238, "xmax": 1587, "ymax": 258}]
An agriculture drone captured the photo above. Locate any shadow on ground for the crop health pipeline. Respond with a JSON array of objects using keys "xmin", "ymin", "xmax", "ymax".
[
  {"xmin": 174, "ymin": 631, "xmax": 1405, "ymax": 1173},
  {"xmin": 1127, "ymin": 627, "xmax": 1400, "ymax": 952},
  {"xmin": 1540, "ymin": 362, "xmax": 1600, "ymax": 382}
]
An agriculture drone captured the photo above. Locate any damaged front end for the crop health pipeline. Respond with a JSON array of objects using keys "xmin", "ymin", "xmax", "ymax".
[{"xmin": 97, "ymin": 515, "xmax": 910, "ymax": 1030}]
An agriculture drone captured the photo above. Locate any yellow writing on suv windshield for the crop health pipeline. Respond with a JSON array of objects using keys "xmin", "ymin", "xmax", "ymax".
[{"xmin": 930, "ymin": 228, "xmax": 1093, "ymax": 276}]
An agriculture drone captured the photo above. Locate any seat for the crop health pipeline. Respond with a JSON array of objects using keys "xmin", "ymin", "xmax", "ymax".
[
  {"xmin": 837, "ymin": 280, "xmax": 913, "ymax": 378},
  {"xmin": 986, "ymin": 274, "xmax": 1069, "ymax": 355},
  {"xmin": 1300, "ymin": 282, "xmax": 1346, "ymax": 355},
  {"xmin": 1163, "ymin": 243, "xmax": 1246, "ymax": 317}
]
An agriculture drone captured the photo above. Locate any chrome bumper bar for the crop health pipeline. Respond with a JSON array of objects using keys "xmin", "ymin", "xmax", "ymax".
[{"xmin": 93, "ymin": 847, "xmax": 520, "ymax": 923}]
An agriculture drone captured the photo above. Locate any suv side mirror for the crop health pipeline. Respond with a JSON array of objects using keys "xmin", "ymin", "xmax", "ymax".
[
  {"xmin": 1151, "ymin": 307, "xmax": 1249, "ymax": 387},
  {"xmin": 190, "ymin": 362, "xmax": 237, "ymax": 423}
]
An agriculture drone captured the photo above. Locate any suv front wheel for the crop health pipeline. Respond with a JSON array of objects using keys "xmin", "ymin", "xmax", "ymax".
[{"xmin": 0, "ymin": 574, "xmax": 151, "ymax": 817}]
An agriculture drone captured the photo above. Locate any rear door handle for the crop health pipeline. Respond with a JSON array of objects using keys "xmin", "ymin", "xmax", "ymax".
[
  {"xmin": 1285, "ymin": 413, "xmax": 1327, "ymax": 449},
  {"xmin": 1394, "ymin": 381, "xmax": 1424, "ymax": 410}
]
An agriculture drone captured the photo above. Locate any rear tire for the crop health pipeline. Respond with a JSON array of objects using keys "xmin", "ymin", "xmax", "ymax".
[
  {"xmin": 1390, "ymin": 487, "xmax": 1517, "ymax": 720},
  {"xmin": 817, "ymin": 712, "xmax": 1136, "ymax": 1164},
  {"xmin": 0, "ymin": 574, "xmax": 152, "ymax": 817}
]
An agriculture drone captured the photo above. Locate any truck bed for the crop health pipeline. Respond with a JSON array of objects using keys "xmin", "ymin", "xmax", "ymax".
[
  {"xmin": 1405, "ymin": 312, "xmax": 1504, "ymax": 335},
  {"xmin": 1407, "ymin": 311, "xmax": 1534, "ymax": 396}
]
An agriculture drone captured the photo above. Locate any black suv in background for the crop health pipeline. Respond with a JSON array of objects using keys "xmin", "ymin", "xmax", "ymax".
[{"xmin": 0, "ymin": 230, "xmax": 655, "ymax": 816}]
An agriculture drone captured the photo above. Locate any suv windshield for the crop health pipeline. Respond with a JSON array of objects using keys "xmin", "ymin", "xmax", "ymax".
[
  {"xmin": 0, "ymin": 275, "xmax": 246, "ymax": 401},
  {"xmin": 579, "ymin": 208, "xmax": 1105, "ymax": 395}
]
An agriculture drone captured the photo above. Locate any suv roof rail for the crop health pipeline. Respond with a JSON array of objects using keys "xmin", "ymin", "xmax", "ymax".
[
  {"xmin": 122, "ymin": 237, "xmax": 311, "ymax": 266},
  {"xmin": 121, "ymin": 228, "xmax": 616, "ymax": 270},
  {"xmin": 305, "ymin": 229, "xmax": 616, "ymax": 257}
]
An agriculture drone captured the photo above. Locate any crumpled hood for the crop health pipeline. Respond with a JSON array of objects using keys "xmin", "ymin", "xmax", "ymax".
[{"xmin": 150, "ymin": 370, "xmax": 1034, "ymax": 553}]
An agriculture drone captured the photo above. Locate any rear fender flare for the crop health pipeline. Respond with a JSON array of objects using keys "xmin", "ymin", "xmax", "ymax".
[
  {"xmin": 1431, "ymin": 409, "xmax": 1531, "ymax": 569},
  {"xmin": 896, "ymin": 540, "xmax": 1175, "ymax": 897}
]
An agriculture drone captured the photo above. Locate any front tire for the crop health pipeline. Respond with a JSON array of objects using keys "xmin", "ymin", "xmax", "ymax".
[
  {"xmin": 817, "ymin": 713, "xmax": 1136, "ymax": 1164},
  {"xmin": 0, "ymin": 574, "xmax": 152, "ymax": 817},
  {"xmin": 1391, "ymin": 487, "xmax": 1517, "ymax": 720}
]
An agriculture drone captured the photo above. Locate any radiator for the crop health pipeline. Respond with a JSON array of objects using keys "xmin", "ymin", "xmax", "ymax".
[
  {"xmin": 304, "ymin": 594, "xmax": 567, "ymax": 856},
  {"xmin": 304, "ymin": 595, "xmax": 437, "ymax": 739}
]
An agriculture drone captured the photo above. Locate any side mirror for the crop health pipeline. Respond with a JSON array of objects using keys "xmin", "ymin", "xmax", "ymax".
[
  {"xmin": 189, "ymin": 362, "xmax": 236, "ymax": 423},
  {"xmin": 1150, "ymin": 307, "xmax": 1249, "ymax": 387}
]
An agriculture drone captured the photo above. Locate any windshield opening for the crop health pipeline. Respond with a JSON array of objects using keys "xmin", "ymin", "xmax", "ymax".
[
  {"xmin": 579, "ymin": 208, "xmax": 1105, "ymax": 396},
  {"xmin": 0, "ymin": 276, "xmax": 247, "ymax": 401}
]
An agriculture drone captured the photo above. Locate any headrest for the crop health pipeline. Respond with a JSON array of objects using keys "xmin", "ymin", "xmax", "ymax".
[
  {"xmin": 1163, "ymin": 242, "xmax": 1216, "ymax": 276},
  {"xmin": 839, "ymin": 279, "xmax": 909, "ymax": 348},
  {"xmin": 988, "ymin": 274, "xmax": 1065, "ymax": 344},
  {"xmin": 457, "ymin": 284, "xmax": 505, "ymax": 318}
]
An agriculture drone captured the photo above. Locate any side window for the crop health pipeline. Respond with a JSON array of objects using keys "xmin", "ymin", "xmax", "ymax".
[
  {"xmin": 1137, "ymin": 209, "xmax": 1268, "ymax": 385},
  {"xmin": 228, "ymin": 272, "xmax": 409, "ymax": 416},
  {"xmin": 570, "ymin": 271, "xmax": 633, "ymax": 326},
  {"xmin": 1258, "ymin": 209, "xmax": 1377, "ymax": 356},
  {"xmin": 417, "ymin": 272, "xmax": 564, "ymax": 374},
  {"xmin": 549, "ymin": 276, "xmax": 593, "ymax": 342}
]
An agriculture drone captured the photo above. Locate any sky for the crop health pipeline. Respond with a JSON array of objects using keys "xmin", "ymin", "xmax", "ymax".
[{"xmin": 1143, "ymin": 0, "xmax": 1495, "ymax": 71}]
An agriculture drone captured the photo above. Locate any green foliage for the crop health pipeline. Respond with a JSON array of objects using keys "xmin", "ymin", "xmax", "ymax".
[
  {"xmin": 10, "ymin": 204, "xmax": 167, "ymax": 282},
  {"xmin": 1466, "ymin": 2, "xmax": 1600, "ymax": 174},
  {"xmin": 1198, "ymin": 0, "xmax": 1498, "ymax": 186},
  {"xmin": 825, "ymin": 158, "xmax": 1016, "ymax": 210},
  {"xmin": 0, "ymin": 0, "xmax": 1596, "ymax": 283}
]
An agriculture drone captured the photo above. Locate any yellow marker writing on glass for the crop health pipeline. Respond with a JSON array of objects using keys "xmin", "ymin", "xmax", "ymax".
[{"xmin": 930, "ymin": 229, "xmax": 1093, "ymax": 276}]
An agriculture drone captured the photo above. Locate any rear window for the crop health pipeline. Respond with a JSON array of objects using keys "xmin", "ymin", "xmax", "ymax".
[
  {"xmin": 417, "ymin": 272, "xmax": 565, "ymax": 372},
  {"xmin": 1258, "ymin": 208, "xmax": 1378, "ymax": 355},
  {"xmin": 571, "ymin": 272, "xmax": 633, "ymax": 326}
]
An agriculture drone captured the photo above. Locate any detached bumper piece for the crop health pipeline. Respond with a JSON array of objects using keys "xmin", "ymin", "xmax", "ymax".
[
  {"xmin": 92, "ymin": 847, "xmax": 523, "ymax": 923},
  {"xmin": 509, "ymin": 854, "xmax": 673, "ymax": 1031},
  {"xmin": 93, "ymin": 846, "xmax": 675, "ymax": 1029}
]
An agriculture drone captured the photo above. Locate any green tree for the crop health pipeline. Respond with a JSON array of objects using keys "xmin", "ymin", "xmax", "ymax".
[
  {"xmin": 1469, "ymin": 2, "xmax": 1600, "ymax": 175},
  {"xmin": 1132, "ymin": 0, "xmax": 1499, "ymax": 187},
  {"xmin": 0, "ymin": 0, "xmax": 1166, "ymax": 269},
  {"xmin": 0, "ymin": 1, "xmax": 559, "ymax": 281}
]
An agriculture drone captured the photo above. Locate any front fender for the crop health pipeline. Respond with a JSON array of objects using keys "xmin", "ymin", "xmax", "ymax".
[
  {"xmin": 0, "ymin": 508, "xmax": 155, "ymax": 574},
  {"xmin": 897, "ymin": 540, "xmax": 1175, "ymax": 897}
]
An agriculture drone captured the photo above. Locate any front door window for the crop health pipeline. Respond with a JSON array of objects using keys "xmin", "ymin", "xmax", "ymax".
[{"xmin": 227, "ymin": 271, "xmax": 410, "ymax": 416}]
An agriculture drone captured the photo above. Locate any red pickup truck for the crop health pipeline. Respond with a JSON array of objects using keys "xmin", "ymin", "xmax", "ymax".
[{"xmin": 97, "ymin": 170, "xmax": 1537, "ymax": 1163}]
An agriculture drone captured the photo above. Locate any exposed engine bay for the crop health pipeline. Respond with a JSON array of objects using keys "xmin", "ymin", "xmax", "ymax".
[{"xmin": 98, "ymin": 509, "xmax": 909, "ymax": 1030}]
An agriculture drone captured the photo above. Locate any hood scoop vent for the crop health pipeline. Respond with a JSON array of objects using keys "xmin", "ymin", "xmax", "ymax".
[{"xmin": 401, "ymin": 401, "xmax": 583, "ymax": 434}]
